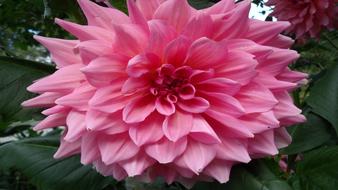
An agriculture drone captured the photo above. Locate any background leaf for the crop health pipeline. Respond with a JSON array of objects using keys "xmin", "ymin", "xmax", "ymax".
[
  {"xmin": 0, "ymin": 56, "xmax": 54, "ymax": 127},
  {"xmin": 307, "ymin": 64, "xmax": 338, "ymax": 135},
  {"xmin": 281, "ymin": 112, "xmax": 335, "ymax": 155},
  {"xmin": 296, "ymin": 146, "xmax": 338, "ymax": 190},
  {"xmin": 0, "ymin": 135, "xmax": 115, "ymax": 190}
]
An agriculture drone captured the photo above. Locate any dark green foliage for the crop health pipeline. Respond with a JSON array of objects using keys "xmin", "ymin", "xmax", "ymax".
[
  {"xmin": 0, "ymin": 135, "xmax": 116, "ymax": 190},
  {"xmin": 0, "ymin": 56, "xmax": 54, "ymax": 132}
]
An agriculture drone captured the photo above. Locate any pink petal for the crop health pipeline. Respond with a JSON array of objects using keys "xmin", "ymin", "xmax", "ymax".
[
  {"xmin": 240, "ymin": 111, "xmax": 280, "ymax": 134},
  {"xmin": 145, "ymin": 137, "xmax": 187, "ymax": 163},
  {"xmin": 216, "ymin": 50, "xmax": 258, "ymax": 85},
  {"xmin": 203, "ymin": 160, "xmax": 233, "ymax": 183},
  {"xmin": 274, "ymin": 127, "xmax": 292, "ymax": 149},
  {"xmin": 246, "ymin": 20, "xmax": 291, "ymax": 45},
  {"xmin": 121, "ymin": 77, "xmax": 150, "ymax": 94},
  {"xmin": 129, "ymin": 114, "xmax": 164, "ymax": 146},
  {"xmin": 175, "ymin": 139, "xmax": 217, "ymax": 174},
  {"xmin": 64, "ymin": 110, "xmax": 87, "ymax": 142},
  {"xmin": 155, "ymin": 96, "xmax": 175, "ymax": 116},
  {"xmin": 210, "ymin": 0, "xmax": 250, "ymax": 40},
  {"xmin": 153, "ymin": 0, "xmax": 193, "ymax": 32},
  {"xmin": 75, "ymin": 40, "xmax": 113, "ymax": 65},
  {"xmin": 94, "ymin": 161, "xmax": 128, "ymax": 180},
  {"xmin": 254, "ymin": 73, "xmax": 297, "ymax": 91},
  {"xmin": 22, "ymin": 92, "xmax": 63, "ymax": 107},
  {"xmin": 185, "ymin": 37, "xmax": 227, "ymax": 69},
  {"xmin": 55, "ymin": 84, "xmax": 95, "ymax": 111},
  {"xmin": 55, "ymin": 18, "xmax": 114, "ymax": 41},
  {"xmin": 34, "ymin": 35, "xmax": 80, "ymax": 68},
  {"xmin": 81, "ymin": 55, "xmax": 128, "ymax": 87},
  {"xmin": 205, "ymin": 110, "xmax": 254, "ymax": 138},
  {"xmin": 248, "ymin": 130, "xmax": 279, "ymax": 156},
  {"xmin": 164, "ymin": 36, "xmax": 191, "ymax": 66},
  {"xmin": 123, "ymin": 95, "xmax": 156, "ymax": 123},
  {"xmin": 182, "ymin": 12, "xmax": 213, "ymax": 40},
  {"xmin": 147, "ymin": 20, "xmax": 177, "ymax": 56},
  {"xmin": 42, "ymin": 105, "xmax": 68, "ymax": 115},
  {"xmin": 111, "ymin": 23, "xmax": 148, "ymax": 57},
  {"xmin": 196, "ymin": 77, "xmax": 241, "ymax": 96},
  {"xmin": 135, "ymin": 0, "xmax": 162, "ymax": 20},
  {"xmin": 89, "ymin": 85, "xmax": 136, "ymax": 113},
  {"xmin": 54, "ymin": 134, "xmax": 81, "ymax": 159},
  {"xmin": 162, "ymin": 110, "xmax": 193, "ymax": 142},
  {"xmin": 27, "ymin": 64, "xmax": 84, "ymax": 93},
  {"xmin": 33, "ymin": 112, "xmax": 67, "ymax": 131},
  {"xmin": 216, "ymin": 137, "xmax": 251, "ymax": 163},
  {"xmin": 78, "ymin": 0, "xmax": 130, "ymax": 29},
  {"xmin": 177, "ymin": 97, "xmax": 210, "ymax": 113},
  {"xmin": 257, "ymin": 49, "xmax": 299, "ymax": 76},
  {"xmin": 86, "ymin": 110, "xmax": 128, "ymax": 134},
  {"xmin": 126, "ymin": 0, "xmax": 149, "ymax": 33},
  {"xmin": 98, "ymin": 134, "xmax": 139, "ymax": 164},
  {"xmin": 235, "ymin": 82, "xmax": 278, "ymax": 113},
  {"xmin": 202, "ymin": 92, "xmax": 245, "ymax": 117},
  {"xmin": 118, "ymin": 153, "xmax": 155, "ymax": 177},
  {"xmin": 190, "ymin": 115, "xmax": 221, "ymax": 144},
  {"xmin": 81, "ymin": 133, "xmax": 100, "ymax": 164}
]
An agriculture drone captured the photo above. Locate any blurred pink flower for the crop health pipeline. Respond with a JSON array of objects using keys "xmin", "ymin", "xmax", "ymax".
[
  {"xmin": 23, "ymin": 0, "xmax": 307, "ymax": 186},
  {"xmin": 267, "ymin": 0, "xmax": 338, "ymax": 40}
]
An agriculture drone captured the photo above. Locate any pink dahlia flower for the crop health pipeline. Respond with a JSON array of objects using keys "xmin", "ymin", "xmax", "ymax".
[
  {"xmin": 267, "ymin": 0, "xmax": 338, "ymax": 40},
  {"xmin": 23, "ymin": 0, "xmax": 307, "ymax": 186}
]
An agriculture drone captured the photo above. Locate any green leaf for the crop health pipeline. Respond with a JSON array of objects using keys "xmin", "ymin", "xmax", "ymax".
[
  {"xmin": 281, "ymin": 112, "xmax": 334, "ymax": 155},
  {"xmin": 0, "ymin": 56, "xmax": 54, "ymax": 126},
  {"xmin": 192, "ymin": 160, "xmax": 292, "ymax": 190},
  {"xmin": 188, "ymin": 0, "xmax": 214, "ymax": 9},
  {"xmin": 307, "ymin": 64, "xmax": 338, "ymax": 135},
  {"xmin": 297, "ymin": 146, "xmax": 338, "ymax": 190},
  {"xmin": 0, "ymin": 136, "xmax": 115, "ymax": 190}
]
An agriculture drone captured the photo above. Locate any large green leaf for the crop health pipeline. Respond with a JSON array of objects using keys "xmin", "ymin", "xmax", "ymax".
[
  {"xmin": 0, "ymin": 136, "xmax": 115, "ymax": 190},
  {"xmin": 0, "ymin": 56, "xmax": 54, "ymax": 126},
  {"xmin": 281, "ymin": 112, "xmax": 334, "ymax": 155},
  {"xmin": 296, "ymin": 146, "xmax": 338, "ymax": 190},
  {"xmin": 192, "ymin": 160, "xmax": 292, "ymax": 190},
  {"xmin": 307, "ymin": 64, "xmax": 338, "ymax": 135}
]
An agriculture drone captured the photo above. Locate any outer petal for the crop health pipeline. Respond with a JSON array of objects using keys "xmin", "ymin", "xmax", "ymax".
[
  {"xmin": 235, "ymin": 82, "xmax": 278, "ymax": 113},
  {"xmin": 55, "ymin": 18, "xmax": 114, "ymax": 41},
  {"xmin": 34, "ymin": 36, "xmax": 80, "ymax": 68},
  {"xmin": 64, "ymin": 110, "xmax": 87, "ymax": 142},
  {"xmin": 135, "ymin": 0, "xmax": 162, "ymax": 20},
  {"xmin": 98, "ymin": 134, "xmax": 139, "ymax": 164},
  {"xmin": 153, "ymin": 0, "xmax": 193, "ymax": 32},
  {"xmin": 78, "ymin": 0, "xmax": 130, "ymax": 29},
  {"xmin": 175, "ymin": 139, "xmax": 217, "ymax": 174},
  {"xmin": 81, "ymin": 133, "xmax": 100, "ymax": 164},
  {"xmin": 145, "ymin": 137, "xmax": 187, "ymax": 163},
  {"xmin": 248, "ymin": 130, "xmax": 279, "ymax": 157},
  {"xmin": 203, "ymin": 160, "xmax": 233, "ymax": 183},
  {"xmin": 118, "ymin": 153, "xmax": 155, "ymax": 177},
  {"xmin": 54, "ymin": 134, "xmax": 81, "ymax": 159}
]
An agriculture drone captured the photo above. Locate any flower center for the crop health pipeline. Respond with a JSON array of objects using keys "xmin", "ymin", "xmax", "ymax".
[{"xmin": 150, "ymin": 64, "xmax": 195, "ymax": 101}]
